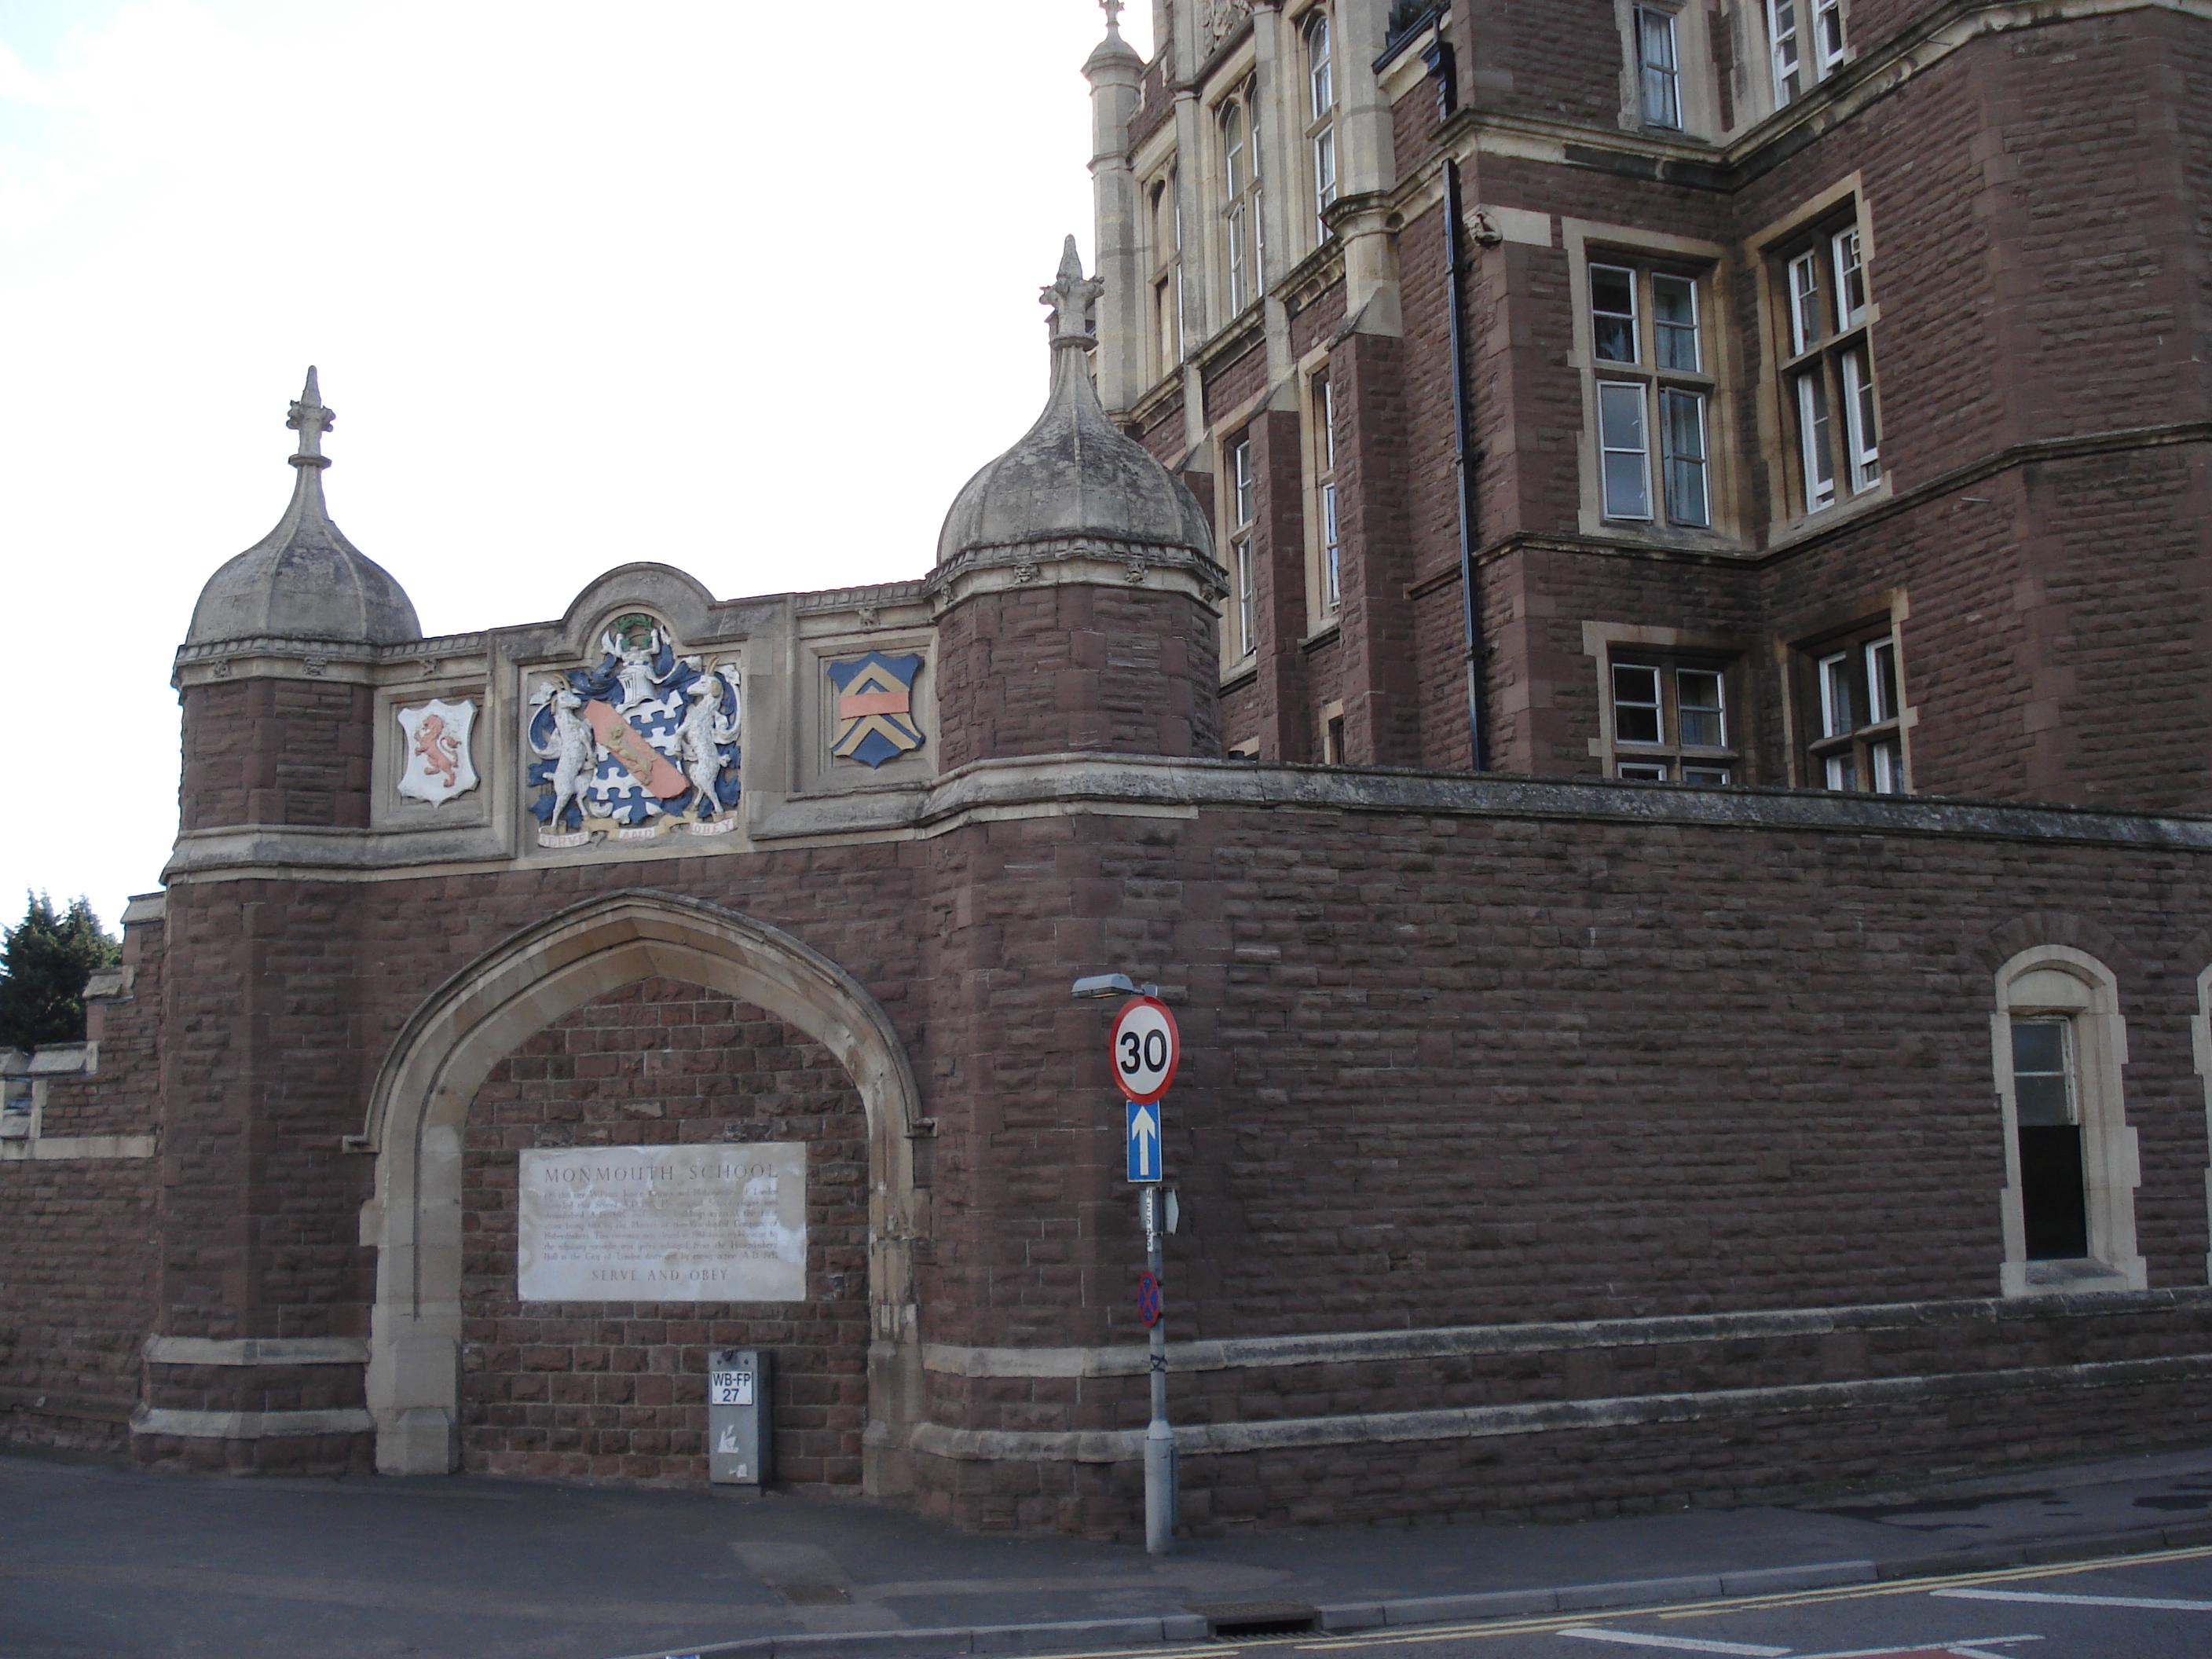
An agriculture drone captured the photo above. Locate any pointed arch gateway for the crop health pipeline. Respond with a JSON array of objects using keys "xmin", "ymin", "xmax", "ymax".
[{"xmin": 359, "ymin": 890, "xmax": 925, "ymax": 1492}]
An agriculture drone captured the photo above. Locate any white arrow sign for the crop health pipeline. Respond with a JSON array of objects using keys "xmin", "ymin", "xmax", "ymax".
[{"xmin": 1126, "ymin": 1100, "xmax": 1163, "ymax": 1183}]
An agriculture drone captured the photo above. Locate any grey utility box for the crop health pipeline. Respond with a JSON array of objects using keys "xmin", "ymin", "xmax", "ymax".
[{"xmin": 707, "ymin": 1348, "xmax": 772, "ymax": 1488}]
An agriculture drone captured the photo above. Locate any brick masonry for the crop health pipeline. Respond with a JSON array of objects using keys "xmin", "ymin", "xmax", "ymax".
[{"xmin": 460, "ymin": 978, "xmax": 869, "ymax": 1487}]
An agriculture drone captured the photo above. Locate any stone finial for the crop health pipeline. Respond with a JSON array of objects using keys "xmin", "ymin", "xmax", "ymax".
[
  {"xmin": 1040, "ymin": 236, "xmax": 1103, "ymax": 346},
  {"xmin": 1101, "ymin": 0, "xmax": 1125, "ymax": 31},
  {"xmin": 286, "ymin": 366, "xmax": 335, "ymax": 470}
]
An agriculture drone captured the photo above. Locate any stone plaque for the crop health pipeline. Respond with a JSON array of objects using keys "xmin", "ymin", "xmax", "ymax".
[{"xmin": 517, "ymin": 1143, "xmax": 806, "ymax": 1303}]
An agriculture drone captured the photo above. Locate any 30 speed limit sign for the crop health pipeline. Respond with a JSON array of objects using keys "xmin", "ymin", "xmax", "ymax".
[{"xmin": 1109, "ymin": 995, "xmax": 1180, "ymax": 1103}]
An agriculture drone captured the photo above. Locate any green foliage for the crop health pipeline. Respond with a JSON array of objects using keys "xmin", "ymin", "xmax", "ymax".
[{"xmin": 0, "ymin": 893, "xmax": 120, "ymax": 1053}]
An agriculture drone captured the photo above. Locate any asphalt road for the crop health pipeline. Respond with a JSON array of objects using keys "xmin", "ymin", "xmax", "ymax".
[
  {"xmin": 5, "ymin": 1439, "xmax": 2209, "ymax": 1659},
  {"xmin": 1229, "ymin": 1547, "xmax": 2212, "ymax": 1659}
]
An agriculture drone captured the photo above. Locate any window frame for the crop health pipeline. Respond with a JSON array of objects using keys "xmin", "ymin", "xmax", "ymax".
[
  {"xmin": 1991, "ymin": 948, "xmax": 2144, "ymax": 1297},
  {"xmin": 1605, "ymin": 651, "xmax": 1741, "ymax": 783},
  {"xmin": 1226, "ymin": 434, "xmax": 1258, "ymax": 662},
  {"xmin": 1312, "ymin": 373, "xmax": 1341, "ymax": 616},
  {"xmin": 1303, "ymin": 9, "xmax": 1337, "ymax": 244},
  {"xmin": 1146, "ymin": 169, "xmax": 1183, "ymax": 383},
  {"xmin": 1635, "ymin": 5, "xmax": 1682, "ymax": 129},
  {"xmin": 1584, "ymin": 256, "xmax": 1718, "ymax": 531},
  {"xmin": 1775, "ymin": 213, "xmax": 1882, "ymax": 521},
  {"xmin": 1767, "ymin": 0, "xmax": 1845, "ymax": 105},
  {"xmin": 1796, "ymin": 619, "xmax": 1906, "ymax": 793},
  {"xmin": 1218, "ymin": 82, "xmax": 1265, "ymax": 317}
]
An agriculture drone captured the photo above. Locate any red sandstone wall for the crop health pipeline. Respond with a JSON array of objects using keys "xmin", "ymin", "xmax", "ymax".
[
  {"xmin": 934, "ymin": 584, "xmax": 1221, "ymax": 769},
  {"xmin": 178, "ymin": 680, "xmax": 374, "ymax": 831},
  {"xmin": 460, "ymin": 978, "xmax": 869, "ymax": 1487},
  {"xmin": 0, "ymin": 909, "xmax": 165, "ymax": 1451}
]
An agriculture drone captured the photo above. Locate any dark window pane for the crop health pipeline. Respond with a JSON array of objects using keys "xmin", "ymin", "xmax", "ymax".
[
  {"xmin": 2012, "ymin": 1020, "xmax": 2066, "ymax": 1076},
  {"xmin": 1653, "ymin": 274, "xmax": 1697, "ymax": 370},
  {"xmin": 1612, "ymin": 665, "xmax": 1661, "ymax": 742},
  {"xmin": 2018, "ymin": 1124, "xmax": 2089, "ymax": 1259},
  {"xmin": 1677, "ymin": 668, "xmax": 1723, "ymax": 746},
  {"xmin": 2015, "ymin": 1074, "xmax": 2073, "ymax": 1126},
  {"xmin": 1592, "ymin": 266, "xmax": 1636, "ymax": 362}
]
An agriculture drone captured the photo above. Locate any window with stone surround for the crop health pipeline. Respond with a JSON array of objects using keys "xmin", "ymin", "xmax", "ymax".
[
  {"xmin": 1767, "ymin": 0, "xmax": 1845, "ymax": 106},
  {"xmin": 1303, "ymin": 9, "xmax": 1337, "ymax": 244},
  {"xmin": 1311, "ymin": 373, "xmax": 1341, "ymax": 617},
  {"xmin": 1606, "ymin": 653, "xmax": 1738, "ymax": 782},
  {"xmin": 1146, "ymin": 170, "xmax": 1183, "ymax": 382},
  {"xmin": 1990, "ymin": 948, "xmax": 2144, "ymax": 1297},
  {"xmin": 1794, "ymin": 618, "xmax": 1905, "ymax": 792},
  {"xmin": 1588, "ymin": 258, "xmax": 1716, "ymax": 529},
  {"xmin": 1776, "ymin": 214, "xmax": 1881, "ymax": 518},
  {"xmin": 1218, "ymin": 82, "xmax": 1265, "ymax": 316},
  {"xmin": 1635, "ymin": 5, "xmax": 1682, "ymax": 128},
  {"xmin": 1320, "ymin": 698, "xmax": 1346, "ymax": 763},
  {"xmin": 1226, "ymin": 434, "xmax": 1257, "ymax": 663}
]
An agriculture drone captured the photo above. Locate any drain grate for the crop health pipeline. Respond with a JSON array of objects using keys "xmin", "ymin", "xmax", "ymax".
[{"xmin": 1187, "ymin": 1600, "xmax": 1320, "ymax": 1639}]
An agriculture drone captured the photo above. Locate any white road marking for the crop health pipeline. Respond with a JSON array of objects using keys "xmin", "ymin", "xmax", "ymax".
[
  {"xmin": 1806, "ymin": 1640, "xmax": 2039, "ymax": 1657},
  {"xmin": 1555, "ymin": 1629, "xmax": 1793, "ymax": 1656},
  {"xmin": 1935, "ymin": 1586, "xmax": 2212, "ymax": 1612}
]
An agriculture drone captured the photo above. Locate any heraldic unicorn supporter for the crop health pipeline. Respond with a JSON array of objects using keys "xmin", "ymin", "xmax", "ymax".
[{"xmin": 527, "ymin": 613, "xmax": 743, "ymax": 846}]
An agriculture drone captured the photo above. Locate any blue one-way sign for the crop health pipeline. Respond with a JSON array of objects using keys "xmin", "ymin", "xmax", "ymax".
[{"xmin": 1126, "ymin": 1099, "xmax": 1163, "ymax": 1182}]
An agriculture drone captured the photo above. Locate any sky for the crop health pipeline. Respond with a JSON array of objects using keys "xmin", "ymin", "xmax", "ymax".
[{"xmin": 0, "ymin": 0, "xmax": 1154, "ymax": 935}]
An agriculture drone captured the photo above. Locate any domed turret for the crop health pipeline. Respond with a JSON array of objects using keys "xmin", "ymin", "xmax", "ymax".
[
  {"xmin": 186, "ymin": 368, "xmax": 420, "ymax": 647},
  {"xmin": 936, "ymin": 239, "xmax": 1212, "ymax": 568},
  {"xmin": 925, "ymin": 240, "xmax": 1225, "ymax": 769}
]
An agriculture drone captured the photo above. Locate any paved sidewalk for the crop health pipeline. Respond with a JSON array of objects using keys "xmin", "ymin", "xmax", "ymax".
[{"xmin": 4, "ymin": 1442, "xmax": 2209, "ymax": 1659}]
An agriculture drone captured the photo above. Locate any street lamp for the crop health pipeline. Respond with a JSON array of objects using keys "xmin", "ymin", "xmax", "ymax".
[
  {"xmin": 1071, "ymin": 970, "xmax": 1177, "ymax": 1556},
  {"xmin": 1071, "ymin": 972, "xmax": 1158, "ymax": 999}
]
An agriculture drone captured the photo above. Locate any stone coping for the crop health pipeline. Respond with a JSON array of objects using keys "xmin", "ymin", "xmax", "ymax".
[
  {"xmin": 897, "ymin": 1352, "xmax": 2212, "ymax": 1464},
  {"xmin": 921, "ymin": 1287, "xmax": 2212, "ymax": 1379},
  {"xmin": 162, "ymin": 753, "xmax": 2212, "ymax": 882},
  {"xmin": 144, "ymin": 1336, "xmax": 369, "ymax": 1368}
]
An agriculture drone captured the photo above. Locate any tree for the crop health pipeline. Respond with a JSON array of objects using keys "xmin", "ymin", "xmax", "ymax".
[{"xmin": 0, "ymin": 893, "xmax": 121, "ymax": 1053}]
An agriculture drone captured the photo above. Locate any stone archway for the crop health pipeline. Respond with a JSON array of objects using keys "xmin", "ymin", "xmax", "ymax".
[{"xmin": 358, "ymin": 890, "xmax": 924, "ymax": 1495}]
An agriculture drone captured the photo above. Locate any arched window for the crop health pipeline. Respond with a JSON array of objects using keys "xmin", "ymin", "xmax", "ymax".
[
  {"xmin": 1148, "ymin": 172, "xmax": 1182, "ymax": 379},
  {"xmin": 1219, "ymin": 87, "xmax": 1264, "ymax": 313},
  {"xmin": 1990, "ymin": 947, "xmax": 2144, "ymax": 1295},
  {"xmin": 1305, "ymin": 11, "xmax": 1336, "ymax": 243}
]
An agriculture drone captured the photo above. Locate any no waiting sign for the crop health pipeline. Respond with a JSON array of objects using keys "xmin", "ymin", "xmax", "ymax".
[{"xmin": 1109, "ymin": 995, "xmax": 1180, "ymax": 1104}]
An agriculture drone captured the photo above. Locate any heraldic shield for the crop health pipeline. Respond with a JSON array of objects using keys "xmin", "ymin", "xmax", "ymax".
[
  {"xmin": 527, "ymin": 614, "xmax": 742, "ymax": 840},
  {"xmin": 395, "ymin": 698, "xmax": 480, "ymax": 806},
  {"xmin": 827, "ymin": 651, "xmax": 925, "ymax": 767}
]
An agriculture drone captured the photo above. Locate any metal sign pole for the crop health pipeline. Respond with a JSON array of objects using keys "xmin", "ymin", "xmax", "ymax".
[
  {"xmin": 1078, "ymin": 978, "xmax": 1181, "ymax": 1557},
  {"xmin": 1140, "ymin": 1185, "xmax": 1175, "ymax": 1556}
]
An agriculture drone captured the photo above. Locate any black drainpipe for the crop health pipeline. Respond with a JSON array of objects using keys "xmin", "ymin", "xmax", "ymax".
[
  {"xmin": 1422, "ymin": 27, "xmax": 1485, "ymax": 771},
  {"xmin": 1437, "ymin": 141, "xmax": 1488, "ymax": 771}
]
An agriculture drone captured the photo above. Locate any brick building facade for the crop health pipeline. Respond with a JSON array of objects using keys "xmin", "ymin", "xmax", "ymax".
[{"xmin": 4, "ymin": 0, "xmax": 2212, "ymax": 1539}]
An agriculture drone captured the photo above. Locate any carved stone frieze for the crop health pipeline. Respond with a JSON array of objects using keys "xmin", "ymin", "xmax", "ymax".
[{"xmin": 1203, "ymin": 0, "xmax": 1253, "ymax": 46}]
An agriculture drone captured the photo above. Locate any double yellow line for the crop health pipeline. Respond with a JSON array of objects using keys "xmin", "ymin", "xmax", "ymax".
[
  {"xmin": 908, "ymin": 1542, "xmax": 2212, "ymax": 1659},
  {"xmin": 1280, "ymin": 1541, "xmax": 2212, "ymax": 1651}
]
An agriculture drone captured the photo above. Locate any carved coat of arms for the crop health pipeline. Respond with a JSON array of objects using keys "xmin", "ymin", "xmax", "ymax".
[
  {"xmin": 395, "ymin": 698, "xmax": 480, "ymax": 806},
  {"xmin": 526, "ymin": 615, "xmax": 742, "ymax": 845},
  {"xmin": 1203, "ymin": 0, "xmax": 1252, "ymax": 45},
  {"xmin": 827, "ymin": 652, "xmax": 925, "ymax": 768}
]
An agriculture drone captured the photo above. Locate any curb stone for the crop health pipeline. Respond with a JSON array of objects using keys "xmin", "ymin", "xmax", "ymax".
[{"xmin": 639, "ymin": 1522, "xmax": 2212, "ymax": 1659}]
